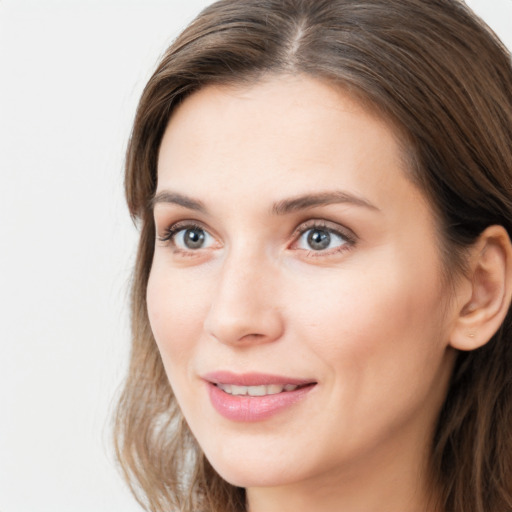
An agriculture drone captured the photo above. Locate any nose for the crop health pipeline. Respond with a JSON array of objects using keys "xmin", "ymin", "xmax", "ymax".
[{"xmin": 203, "ymin": 250, "xmax": 284, "ymax": 346}]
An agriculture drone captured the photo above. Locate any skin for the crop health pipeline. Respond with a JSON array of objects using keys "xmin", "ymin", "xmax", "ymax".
[{"xmin": 147, "ymin": 75, "xmax": 463, "ymax": 512}]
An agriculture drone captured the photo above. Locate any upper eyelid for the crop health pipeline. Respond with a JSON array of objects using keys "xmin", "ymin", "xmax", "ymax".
[
  {"xmin": 157, "ymin": 220, "xmax": 209, "ymax": 243},
  {"xmin": 292, "ymin": 219, "xmax": 357, "ymax": 241},
  {"xmin": 158, "ymin": 219, "xmax": 209, "ymax": 234}
]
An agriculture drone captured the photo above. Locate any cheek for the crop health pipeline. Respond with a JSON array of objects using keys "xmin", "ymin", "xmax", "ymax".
[
  {"xmin": 284, "ymin": 258, "xmax": 452, "ymax": 456},
  {"xmin": 146, "ymin": 262, "xmax": 210, "ymax": 370},
  {"xmin": 288, "ymin": 252, "xmax": 448, "ymax": 379}
]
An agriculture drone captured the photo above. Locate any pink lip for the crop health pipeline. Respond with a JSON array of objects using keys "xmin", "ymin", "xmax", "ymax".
[
  {"xmin": 202, "ymin": 371, "xmax": 313, "ymax": 387},
  {"xmin": 202, "ymin": 371, "xmax": 317, "ymax": 422}
]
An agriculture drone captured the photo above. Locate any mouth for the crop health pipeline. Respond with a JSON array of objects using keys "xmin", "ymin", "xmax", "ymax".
[{"xmin": 202, "ymin": 372, "xmax": 317, "ymax": 421}]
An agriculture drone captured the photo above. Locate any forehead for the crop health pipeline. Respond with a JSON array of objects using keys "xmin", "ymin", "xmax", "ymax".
[{"xmin": 156, "ymin": 74, "xmax": 419, "ymax": 214}]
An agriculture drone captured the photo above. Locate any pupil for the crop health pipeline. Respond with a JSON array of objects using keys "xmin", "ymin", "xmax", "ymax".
[
  {"xmin": 185, "ymin": 228, "xmax": 205, "ymax": 249},
  {"xmin": 307, "ymin": 229, "xmax": 330, "ymax": 250}
]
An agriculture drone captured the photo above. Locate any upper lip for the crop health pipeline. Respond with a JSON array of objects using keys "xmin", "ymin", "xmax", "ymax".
[{"xmin": 201, "ymin": 371, "xmax": 316, "ymax": 387}]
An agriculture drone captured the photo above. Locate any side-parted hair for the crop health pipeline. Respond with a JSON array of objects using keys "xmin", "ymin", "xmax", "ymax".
[{"xmin": 114, "ymin": 1, "xmax": 512, "ymax": 511}]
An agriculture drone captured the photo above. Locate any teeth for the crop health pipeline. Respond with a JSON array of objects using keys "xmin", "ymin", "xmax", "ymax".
[
  {"xmin": 231, "ymin": 385, "xmax": 246, "ymax": 396},
  {"xmin": 267, "ymin": 384, "xmax": 285, "ymax": 395},
  {"xmin": 217, "ymin": 383, "xmax": 299, "ymax": 396},
  {"xmin": 218, "ymin": 383, "xmax": 232, "ymax": 394}
]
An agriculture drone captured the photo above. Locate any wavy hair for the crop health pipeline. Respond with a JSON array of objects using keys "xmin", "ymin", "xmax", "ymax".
[{"xmin": 114, "ymin": 1, "xmax": 512, "ymax": 511}]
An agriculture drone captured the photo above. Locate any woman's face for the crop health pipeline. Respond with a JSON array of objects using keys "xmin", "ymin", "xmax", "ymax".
[{"xmin": 148, "ymin": 76, "xmax": 458, "ymax": 493}]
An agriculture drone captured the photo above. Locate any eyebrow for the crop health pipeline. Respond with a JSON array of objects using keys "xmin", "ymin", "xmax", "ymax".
[
  {"xmin": 151, "ymin": 189, "xmax": 379, "ymax": 215},
  {"xmin": 272, "ymin": 191, "xmax": 379, "ymax": 215},
  {"xmin": 151, "ymin": 191, "xmax": 206, "ymax": 213}
]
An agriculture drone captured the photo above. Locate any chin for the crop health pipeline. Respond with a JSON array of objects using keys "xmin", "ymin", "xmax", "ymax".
[
  {"xmin": 215, "ymin": 469, "xmax": 291, "ymax": 489},
  {"xmin": 205, "ymin": 452, "xmax": 301, "ymax": 489}
]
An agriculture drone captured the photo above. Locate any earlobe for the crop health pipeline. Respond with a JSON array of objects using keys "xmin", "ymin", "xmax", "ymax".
[{"xmin": 449, "ymin": 225, "xmax": 512, "ymax": 351}]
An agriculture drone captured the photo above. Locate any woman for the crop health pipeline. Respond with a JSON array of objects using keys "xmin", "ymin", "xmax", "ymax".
[{"xmin": 114, "ymin": 1, "xmax": 512, "ymax": 511}]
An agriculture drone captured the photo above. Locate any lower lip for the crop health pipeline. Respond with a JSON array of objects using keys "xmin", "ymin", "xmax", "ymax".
[{"xmin": 207, "ymin": 382, "xmax": 315, "ymax": 422}]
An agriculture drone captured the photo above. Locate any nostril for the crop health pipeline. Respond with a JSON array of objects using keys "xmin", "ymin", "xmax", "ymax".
[
  {"xmin": 240, "ymin": 333, "xmax": 265, "ymax": 340},
  {"xmin": 203, "ymin": 276, "xmax": 285, "ymax": 345}
]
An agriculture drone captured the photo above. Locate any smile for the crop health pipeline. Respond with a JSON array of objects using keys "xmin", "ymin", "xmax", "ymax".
[{"xmin": 203, "ymin": 372, "xmax": 317, "ymax": 421}]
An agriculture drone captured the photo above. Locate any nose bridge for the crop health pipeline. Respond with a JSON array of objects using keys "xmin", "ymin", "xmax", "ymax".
[{"xmin": 204, "ymin": 242, "xmax": 283, "ymax": 345}]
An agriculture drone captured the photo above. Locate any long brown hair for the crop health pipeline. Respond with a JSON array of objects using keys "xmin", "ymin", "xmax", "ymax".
[{"xmin": 114, "ymin": 1, "xmax": 512, "ymax": 511}]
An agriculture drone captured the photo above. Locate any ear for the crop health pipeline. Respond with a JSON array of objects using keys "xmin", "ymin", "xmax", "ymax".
[{"xmin": 449, "ymin": 225, "xmax": 512, "ymax": 351}]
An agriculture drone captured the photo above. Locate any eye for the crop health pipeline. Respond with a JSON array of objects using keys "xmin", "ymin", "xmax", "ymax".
[
  {"xmin": 293, "ymin": 222, "xmax": 354, "ymax": 254},
  {"xmin": 175, "ymin": 227, "xmax": 212, "ymax": 249},
  {"xmin": 297, "ymin": 227, "xmax": 346, "ymax": 251},
  {"xmin": 160, "ymin": 223, "xmax": 217, "ymax": 251}
]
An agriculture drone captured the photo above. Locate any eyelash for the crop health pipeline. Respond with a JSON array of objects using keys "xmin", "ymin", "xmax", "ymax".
[
  {"xmin": 158, "ymin": 219, "xmax": 357, "ymax": 256},
  {"xmin": 158, "ymin": 221, "xmax": 204, "ymax": 244}
]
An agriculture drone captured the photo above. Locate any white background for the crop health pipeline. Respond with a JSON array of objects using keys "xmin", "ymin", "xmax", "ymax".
[{"xmin": 0, "ymin": 1, "xmax": 510, "ymax": 511}]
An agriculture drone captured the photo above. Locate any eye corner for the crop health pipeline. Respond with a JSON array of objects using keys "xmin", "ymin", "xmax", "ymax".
[{"xmin": 156, "ymin": 221, "xmax": 222, "ymax": 255}]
